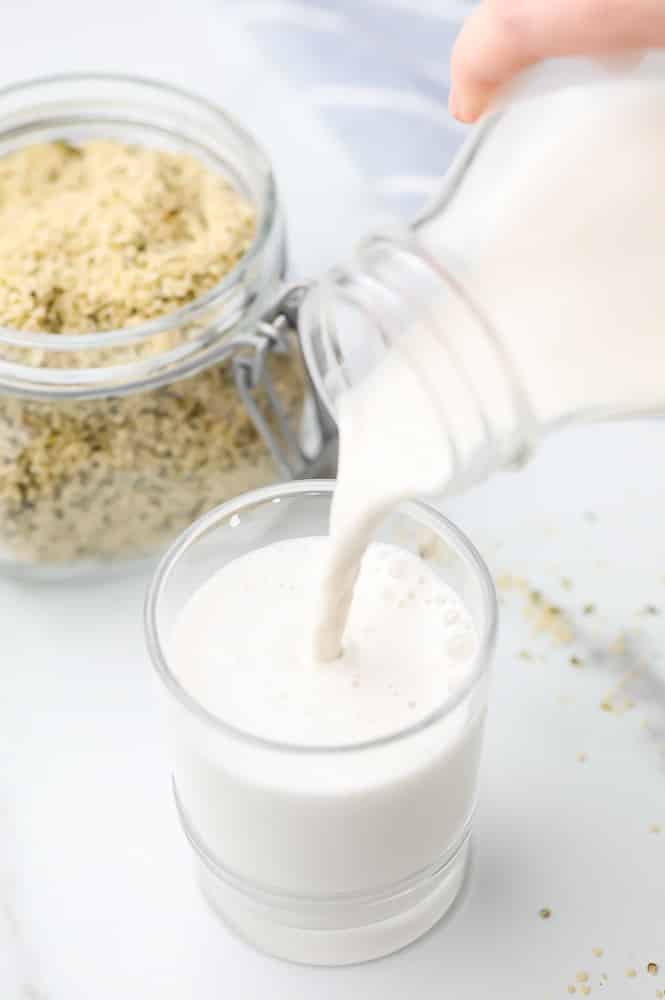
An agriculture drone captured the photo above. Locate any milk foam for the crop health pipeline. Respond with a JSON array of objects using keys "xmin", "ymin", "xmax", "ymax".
[{"xmin": 171, "ymin": 537, "xmax": 476, "ymax": 745}]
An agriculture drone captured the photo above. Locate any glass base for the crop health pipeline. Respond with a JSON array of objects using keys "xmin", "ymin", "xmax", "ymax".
[{"xmin": 194, "ymin": 840, "xmax": 470, "ymax": 967}]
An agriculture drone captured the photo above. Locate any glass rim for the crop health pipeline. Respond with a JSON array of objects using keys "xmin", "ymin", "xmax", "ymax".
[
  {"xmin": 144, "ymin": 480, "xmax": 498, "ymax": 756},
  {"xmin": 0, "ymin": 72, "xmax": 278, "ymax": 353}
]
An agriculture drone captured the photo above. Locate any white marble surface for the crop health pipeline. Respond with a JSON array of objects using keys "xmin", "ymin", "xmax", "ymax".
[{"xmin": 2, "ymin": 2, "xmax": 665, "ymax": 998}]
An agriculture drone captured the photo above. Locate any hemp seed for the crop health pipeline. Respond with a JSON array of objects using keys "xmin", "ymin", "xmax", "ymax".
[{"xmin": 0, "ymin": 140, "xmax": 305, "ymax": 566}]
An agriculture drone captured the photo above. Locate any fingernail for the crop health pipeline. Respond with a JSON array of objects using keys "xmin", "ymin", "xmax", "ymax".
[{"xmin": 449, "ymin": 91, "xmax": 483, "ymax": 124}]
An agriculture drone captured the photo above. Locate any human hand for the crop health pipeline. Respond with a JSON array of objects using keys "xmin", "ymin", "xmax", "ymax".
[{"xmin": 449, "ymin": 0, "xmax": 665, "ymax": 123}]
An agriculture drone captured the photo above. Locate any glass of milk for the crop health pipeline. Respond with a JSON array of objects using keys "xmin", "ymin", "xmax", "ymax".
[{"xmin": 145, "ymin": 481, "xmax": 497, "ymax": 965}]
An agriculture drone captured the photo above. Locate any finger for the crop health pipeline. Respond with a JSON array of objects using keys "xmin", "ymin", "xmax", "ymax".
[
  {"xmin": 449, "ymin": 3, "xmax": 535, "ymax": 123},
  {"xmin": 449, "ymin": 0, "xmax": 665, "ymax": 124}
]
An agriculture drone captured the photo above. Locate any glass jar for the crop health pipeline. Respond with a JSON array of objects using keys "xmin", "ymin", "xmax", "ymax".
[
  {"xmin": 0, "ymin": 75, "xmax": 332, "ymax": 579},
  {"xmin": 145, "ymin": 481, "xmax": 497, "ymax": 965},
  {"xmin": 297, "ymin": 53, "xmax": 665, "ymax": 496}
]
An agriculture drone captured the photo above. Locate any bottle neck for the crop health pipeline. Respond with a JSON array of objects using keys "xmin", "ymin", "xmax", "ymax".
[{"xmin": 298, "ymin": 230, "xmax": 538, "ymax": 495}]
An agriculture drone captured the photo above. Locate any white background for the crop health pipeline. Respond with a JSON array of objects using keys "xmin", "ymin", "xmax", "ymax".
[{"xmin": 2, "ymin": 2, "xmax": 665, "ymax": 998}]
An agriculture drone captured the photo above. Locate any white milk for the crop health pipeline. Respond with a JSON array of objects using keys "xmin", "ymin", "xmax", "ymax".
[
  {"xmin": 172, "ymin": 537, "xmax": 476, "ymax": 744},
  {"xmin": 315, "ymin": 82, "xmax": 665, "ymax": 661},
  {"xmin": 167, "ymin": 536, "xmax": 485, "ymax": 964}
]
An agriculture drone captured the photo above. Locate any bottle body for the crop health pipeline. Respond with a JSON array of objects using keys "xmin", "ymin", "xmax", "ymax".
[{"xmin": 298, "ymin": 53, "xmax": 665, "ymax": 496}]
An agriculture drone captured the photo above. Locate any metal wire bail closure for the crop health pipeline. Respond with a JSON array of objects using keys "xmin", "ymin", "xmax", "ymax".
[{"xmin": 232, "ymin": 285, "xmax": 336, "ymax": 480}]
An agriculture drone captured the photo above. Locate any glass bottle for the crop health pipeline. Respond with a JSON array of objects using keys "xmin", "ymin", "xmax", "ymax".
[{"xmin": 295, "ymin": 52, "xmax": 665, "ymax": 495}]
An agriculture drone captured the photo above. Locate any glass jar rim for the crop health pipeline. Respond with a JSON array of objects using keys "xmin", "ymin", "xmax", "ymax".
[
  {"xmin": 144, "ymin": 480, "xmax": 498, "ymax": 756},
  {"xmin": 0, "ymin": 72, "xmax": 279, "ymax": 352}
]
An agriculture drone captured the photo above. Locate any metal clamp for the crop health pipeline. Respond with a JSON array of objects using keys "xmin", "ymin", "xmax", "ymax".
[{"xmin": 232, "ymin": 285, "xmax": 336, "ymax": 480}]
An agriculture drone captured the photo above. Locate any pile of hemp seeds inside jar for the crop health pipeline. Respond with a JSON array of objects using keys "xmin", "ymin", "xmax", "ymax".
[{"xmin": 0, "ymin": 140, "xmax": 304, "ymax": 568}]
